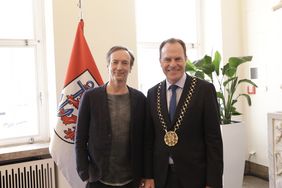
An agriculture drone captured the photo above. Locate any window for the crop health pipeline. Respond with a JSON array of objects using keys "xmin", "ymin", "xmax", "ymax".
[
  {"xmin": 135, "ymin": 0, "xmax": 200, "ymax": 93},
  {"xmin": 0, "ymin": 0, "xmax": 54, "ymax": 146}
]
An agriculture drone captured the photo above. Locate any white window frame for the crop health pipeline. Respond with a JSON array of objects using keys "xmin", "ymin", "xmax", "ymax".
[{"xmin": 0, "ymin": 0, "xmax": 55, "ymax": 147}]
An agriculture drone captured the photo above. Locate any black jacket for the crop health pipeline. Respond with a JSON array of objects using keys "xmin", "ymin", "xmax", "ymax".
[
  {"xmin": 144, "ymin": 75, "xmax": 223, "ymax": 188},
  {"xmin": 75, "ymin": 84, "xmax": 146, "ymax": 182}
]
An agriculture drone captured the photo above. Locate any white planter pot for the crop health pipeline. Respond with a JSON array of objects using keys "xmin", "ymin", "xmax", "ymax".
[{"xmin": 221, "ymin": 122, "xmax": 246, "ymax": 188}]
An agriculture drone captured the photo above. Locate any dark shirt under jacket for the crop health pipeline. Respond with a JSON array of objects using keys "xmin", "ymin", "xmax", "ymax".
[
  {"xmin": 75, "ymin": 84, "xmax": 146, "ymax": 184},
  {"xmin": 101, "ymin": 93, "xmax": 132, "ymax": 185},
  {"xmin": 144, "ymin": 74, "xmax": 223, "ymax": 188}
]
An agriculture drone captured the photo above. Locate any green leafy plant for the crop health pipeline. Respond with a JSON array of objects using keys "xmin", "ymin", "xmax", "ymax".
[{"xmin": 186, "ymin": 51, "xmax": 258, "ymax": 124}]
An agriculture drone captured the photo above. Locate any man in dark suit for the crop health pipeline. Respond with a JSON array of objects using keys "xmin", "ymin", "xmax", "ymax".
[
  {"xmin": 75, "ymin": 46, "xmax": 146, "ymax": 188},
  {"xmin": 144, "ymin": 38, "xmax": 223, "ymax": 188}
]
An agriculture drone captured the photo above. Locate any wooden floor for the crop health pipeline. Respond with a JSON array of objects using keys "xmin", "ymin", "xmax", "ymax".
[{"xmin": 243, "ymin": 175, "xmax": 269, "ymax": 188}]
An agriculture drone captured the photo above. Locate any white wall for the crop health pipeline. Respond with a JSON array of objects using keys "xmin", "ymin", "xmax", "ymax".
[
  {"xmin": 53, "ymin": 0, "xmax": 138, "ymax": 102},
  {"xmin": 219, "ymin": 0, "xmax": 249, "ymax": 160},
  {"xmin": 52, "ymin": 1, "xmax": 137, "ymax": 187},
  {"xmin": 242, "ymin": 0, "xmax": 282, "ymax": 166},
  {"xmin": 210, "ymin": 0, "xmax": 282, "ymax": 167}
]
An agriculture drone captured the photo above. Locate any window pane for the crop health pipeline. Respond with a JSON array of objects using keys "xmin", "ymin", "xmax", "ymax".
[
  {"xmin": 135, "ymin": 0, "xmax": 198, "ymax": 93},
  {"xmin": 135, "ymin": 0, "xmax": 197, "ymax": 43},
  {"xmin": 0, "ymin": 0, "xmax": 34, "ymax": 39},
  {"xmin": 0, "ymin": 47, "xmax": 39, "ymax": 140}
]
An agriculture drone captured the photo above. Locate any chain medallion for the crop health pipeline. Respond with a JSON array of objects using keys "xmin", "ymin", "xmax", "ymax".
[{"xmin": 157, "ymin": 77, "xmax": 197, "ymax": 147}]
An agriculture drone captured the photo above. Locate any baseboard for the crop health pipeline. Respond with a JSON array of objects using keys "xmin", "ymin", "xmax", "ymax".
[{"xmin": 244, "ymin": 160, "xmax": 269, "ymax": 181}]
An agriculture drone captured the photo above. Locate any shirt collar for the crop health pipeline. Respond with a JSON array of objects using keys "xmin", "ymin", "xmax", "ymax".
[{"xmin": 166, "ymin": 73, "xmax": 186, "ymax": 90}]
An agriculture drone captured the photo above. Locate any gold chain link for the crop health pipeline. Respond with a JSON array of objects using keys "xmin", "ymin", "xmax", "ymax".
[{"xmin": 157, "ymin": 77, "xmax": 197, "ymax": 133}]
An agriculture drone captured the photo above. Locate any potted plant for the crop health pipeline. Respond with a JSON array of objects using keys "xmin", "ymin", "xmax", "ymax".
[
  {"xmin": 186, "ymin": 51, "xmax": 258, "ymax": 188},
  {"xmin": 186, "ymin": 51, "xmax": 257, "ymax": 124}
]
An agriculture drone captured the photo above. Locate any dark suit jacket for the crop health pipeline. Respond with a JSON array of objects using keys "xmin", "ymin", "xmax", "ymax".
[
  {"xmin": 75, "ymin": 84, "xmax": 146, "ymax": 183},
  {"xmin": 144, "ymin": 74, "xmax": 223, "ymax": 188}
]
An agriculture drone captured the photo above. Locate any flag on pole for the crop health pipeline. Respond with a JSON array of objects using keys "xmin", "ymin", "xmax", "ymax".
[{"xmin": 49, "ymin": 19, "xmax": 103, "ymax": 188}]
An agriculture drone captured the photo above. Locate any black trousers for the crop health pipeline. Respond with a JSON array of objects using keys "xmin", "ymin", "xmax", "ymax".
[
  {"xmin": 164, "ymin": 164, "xmax": 183, "ymax": 188},
  {"xmin": 86, "ymin": 179, "xmax": 140, "ymax": 188}
]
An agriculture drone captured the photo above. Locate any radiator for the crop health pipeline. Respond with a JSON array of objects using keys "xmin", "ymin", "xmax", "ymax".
[{"xmin": 0, "ymin": 158, "xmax": 56, "ymax": 188}]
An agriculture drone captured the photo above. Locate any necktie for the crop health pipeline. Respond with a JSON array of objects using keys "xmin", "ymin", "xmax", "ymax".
[{"xmin": 169, "ymin": 85, "xmax": 178, "ymax": 122}]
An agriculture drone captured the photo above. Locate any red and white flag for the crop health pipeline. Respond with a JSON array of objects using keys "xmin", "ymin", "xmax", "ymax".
[{"xmin": 49, "ymin": 20, "xmax": 103, "ymax": 188}]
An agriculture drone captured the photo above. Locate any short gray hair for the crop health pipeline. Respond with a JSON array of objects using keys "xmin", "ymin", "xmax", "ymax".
[{"xmin": 106, "ymin": 46, "xmax": 135, "ymax": 67}]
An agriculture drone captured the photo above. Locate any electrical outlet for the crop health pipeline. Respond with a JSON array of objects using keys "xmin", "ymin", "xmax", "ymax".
[{"xmin": 248, "ymin": 151, "xmax": 256, "ymax": 160}]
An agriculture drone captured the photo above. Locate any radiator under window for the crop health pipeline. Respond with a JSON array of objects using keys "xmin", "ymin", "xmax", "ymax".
[{"xmin": 0, "ymin": 158, "xmax": 55, "ymax": 188}]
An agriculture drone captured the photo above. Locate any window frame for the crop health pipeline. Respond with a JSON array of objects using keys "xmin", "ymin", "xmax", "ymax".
[
  {"xmin": 0, "ymin": 0, "xmax": 54, "ymax": 147},
  {"xmin": 135, "ymin": 0, "xmax": 203, "ymax": 93}
]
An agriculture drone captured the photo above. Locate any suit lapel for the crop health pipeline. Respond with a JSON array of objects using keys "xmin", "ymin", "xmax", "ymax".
[
  {"xmin": 160, "ymin": 80, "xmax": 171, "ymax": 126},
  {"xmin": 129, "ymin": 87, "xmax": 135, "ymax": 129},
  {"xmin": 159, "ymin": 75, "xmax": 193, "ymax": 127},
  {"xmin": 101, "ymin": 84, "xmax": 111, "ymax": 129}
]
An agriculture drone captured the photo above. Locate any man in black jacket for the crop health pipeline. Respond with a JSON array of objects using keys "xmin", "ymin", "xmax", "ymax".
[
  {"xmin": 144, "ymin": 38, "xmax": 223, "ymax": 188},
  {"xmin": 75, "ymin": 46, "xmax": 146, "ymax": 188}
]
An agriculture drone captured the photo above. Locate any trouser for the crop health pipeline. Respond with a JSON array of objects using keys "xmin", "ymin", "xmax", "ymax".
[{"xmin": 164, "ymin": 164, "xmax": 183, "ymax": 188}]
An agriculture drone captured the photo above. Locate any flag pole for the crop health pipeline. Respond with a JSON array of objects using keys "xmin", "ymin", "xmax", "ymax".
[
  {"xmin": 49, "ymin": 15, "xmax": 103, "ymax": 188},
  {"xmin": 77, "ymin": 0, "xmax": 83, "ymax": 20}
]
